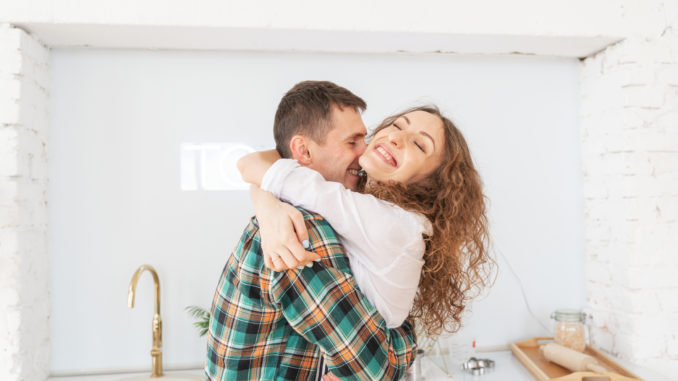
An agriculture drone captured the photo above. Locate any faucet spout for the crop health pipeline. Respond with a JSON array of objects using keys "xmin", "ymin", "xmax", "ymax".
[
  {"xmin": 127, "ymin": 264, "xmax": 163, "ymax": 378},
  {"xmin": 128, "ymin": 264, "xmax": 161, "ymax": 314}
]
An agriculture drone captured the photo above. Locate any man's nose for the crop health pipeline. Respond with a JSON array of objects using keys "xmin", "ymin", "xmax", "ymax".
[{"xmin": 356, "ymin": 139, "xmax": 367, "ymax": 155}]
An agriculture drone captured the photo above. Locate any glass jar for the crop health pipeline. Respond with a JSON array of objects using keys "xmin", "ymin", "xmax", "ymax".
[{"xmin": 551, "ymin": 309, "xmax": 587, "ymax": 352}]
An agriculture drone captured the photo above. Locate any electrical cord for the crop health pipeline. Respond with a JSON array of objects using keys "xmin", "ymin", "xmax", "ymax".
[{"xmin": 496, "ymin": 247, "xmax": 552, "ymax": 334}]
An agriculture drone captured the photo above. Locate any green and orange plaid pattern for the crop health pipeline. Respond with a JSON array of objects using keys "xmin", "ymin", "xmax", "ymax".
[{"xmin": 205, "ymin": 209, "xmax": 416, "ymax": 380}]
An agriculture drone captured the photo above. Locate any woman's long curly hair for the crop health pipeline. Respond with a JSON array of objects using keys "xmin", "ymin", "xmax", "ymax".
[{"xmin": 363, "ymin": 105, "xmax": 495, "ymax": 336}]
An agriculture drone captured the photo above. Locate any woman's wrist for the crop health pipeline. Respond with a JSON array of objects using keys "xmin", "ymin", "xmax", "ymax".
[{"xmin": 250, "ymin": 185, "xmax": 280, "ymax": 217}]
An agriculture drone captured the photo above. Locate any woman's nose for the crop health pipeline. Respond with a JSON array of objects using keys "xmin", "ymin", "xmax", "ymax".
[{"xmin": 388, "ymin": 130, "xmax": 403, "ymax": 146}]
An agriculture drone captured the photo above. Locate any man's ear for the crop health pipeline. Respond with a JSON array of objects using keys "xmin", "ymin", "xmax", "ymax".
[{"xmin": 289, "ymin": 135, "xmax": 312, "ymax": 165}]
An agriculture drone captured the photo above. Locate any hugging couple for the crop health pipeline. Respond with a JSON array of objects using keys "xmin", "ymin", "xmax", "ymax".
[{"xmin": 205, "ymin": 81, "xmax": 493, "ymax": 380}]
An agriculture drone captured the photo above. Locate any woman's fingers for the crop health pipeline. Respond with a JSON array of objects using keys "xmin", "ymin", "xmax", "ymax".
[
  {"xmin": 276, "ymin": 247, "xmax": 301, "ymax": 269},
  {"xmin": 258, "ymin": 202, "xmax": 320, "ymax": 271},
  {"xmin": 285, "ymin": 238, "xmax": 321, "ymax": 266},
  {"xmin": 297, "ymin": 250, "xmax": 321, "ymax": 267},
  {"xmin": 268, "ymin": 248, "xmax": 318, "ymax": 271},
  {"xmin": 322, "ymin": 373, "xmax": 341, "ymax": 381},
  {"xmin": 270, "ymin": 255, "xmax": 284, "ymax": 272},
  {"xmin": 284, "ymin": 205, "xmax": 321, "ymax": 265},
  {"xmin": 288, "ymin": 207, "xmax": 310, "ymax": 249},
  {"xmin": 264, "ymin": 254, "xmax": 275, "ymax": 270},
  {"xmin": 262, "ymin": 239, "xmax": 319, "ymax": 271},
  {"xmin": 262, "ymin": 245, "xmax": 287, "ymax": 271}
]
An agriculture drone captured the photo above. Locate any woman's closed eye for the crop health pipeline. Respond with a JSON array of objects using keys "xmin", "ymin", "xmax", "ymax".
[{"xmin": 414, "ymin": 141, "xmax": 425, "ymax": 152}]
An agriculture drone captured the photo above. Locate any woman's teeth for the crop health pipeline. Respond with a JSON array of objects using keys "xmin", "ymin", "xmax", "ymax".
[{"xmin": 376, "ymin": 146, "xmax": 395, "ymax": 165}]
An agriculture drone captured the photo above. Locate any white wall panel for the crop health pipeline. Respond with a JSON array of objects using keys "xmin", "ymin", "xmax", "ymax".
[{"xmin": 48, "ymin": 49, "xmax": 584, "ymax": 372}]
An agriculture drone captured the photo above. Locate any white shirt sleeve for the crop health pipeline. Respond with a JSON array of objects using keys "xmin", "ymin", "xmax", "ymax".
[{"xmin": 261, "ymin": 158, "xmax": 432, "ymax": 278}]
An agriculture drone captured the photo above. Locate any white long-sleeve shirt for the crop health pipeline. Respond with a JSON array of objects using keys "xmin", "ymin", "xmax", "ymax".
[{"xmin": 261, "ymin": 159, "xmax": 432, "ymax": 328}]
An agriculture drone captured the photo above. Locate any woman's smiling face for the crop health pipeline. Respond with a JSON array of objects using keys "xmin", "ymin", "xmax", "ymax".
[{"xmin": 359, "ymin": 110, "xmax": 446, "ymax": 185}]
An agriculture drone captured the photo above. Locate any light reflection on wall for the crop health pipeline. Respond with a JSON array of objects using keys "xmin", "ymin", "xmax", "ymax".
[{"xmin": 180, "ymin": 143, "xmax": 256, "ymax": 190}]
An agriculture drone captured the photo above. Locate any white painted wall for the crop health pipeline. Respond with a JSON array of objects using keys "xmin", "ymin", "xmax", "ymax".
[
  {"xmin": 48, "ymin": 48, "xmax": 584, "ymax": 372},
  {"xmin": 0, "ymin": 24, "xmax": 50, "ymax": 381}
]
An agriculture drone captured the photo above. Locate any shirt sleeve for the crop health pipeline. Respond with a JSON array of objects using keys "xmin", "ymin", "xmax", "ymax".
[
  {"xmin": 268, "ymin": 216, "xmax": 417, "ymax": 381},
  {"xmin": 261, "ymin": 159, "xmax": 432, "ymax": 270}
]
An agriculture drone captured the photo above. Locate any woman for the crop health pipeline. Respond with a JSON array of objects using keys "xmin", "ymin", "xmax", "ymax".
[{"xmin": 239, "ymin": 105, "xmax": 493, "ymax": 376}]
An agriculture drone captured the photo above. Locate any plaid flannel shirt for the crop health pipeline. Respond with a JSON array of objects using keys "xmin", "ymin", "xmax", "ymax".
[{"xmin": 205, "ymin": 208, "xmax": 416, "ymax": 380}]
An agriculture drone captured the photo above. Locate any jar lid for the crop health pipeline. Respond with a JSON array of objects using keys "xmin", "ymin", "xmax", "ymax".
[{"xmin": 551, "ymin": 309, "xmax": 586, "ymax": 322}]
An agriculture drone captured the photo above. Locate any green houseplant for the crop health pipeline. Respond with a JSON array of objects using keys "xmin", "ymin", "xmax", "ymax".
[{"xmin": 185, "ymin": 306, "xmax": 210, "ymax": 337}]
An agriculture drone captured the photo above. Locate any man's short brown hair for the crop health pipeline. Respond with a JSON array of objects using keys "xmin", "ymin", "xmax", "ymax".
[{"xmin": 274, "ymin": 81, "xmax": 367, "ymax": 158}]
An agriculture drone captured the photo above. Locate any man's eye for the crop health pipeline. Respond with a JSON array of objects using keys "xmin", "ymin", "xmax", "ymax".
[{"xmin": 348, "ymin": 141, "xmax": 356, "ymax": 146}]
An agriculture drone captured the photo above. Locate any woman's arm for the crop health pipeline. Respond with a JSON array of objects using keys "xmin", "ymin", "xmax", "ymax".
[
  {"xmin": 237, "ymin": 149, "xmax": 281, "ymax": 187},
  {"xmin": 239, "ymin": 150, "xmax": 319, "ymax": 270},
  {"xmin": 262, "ymin": 160, "xmax": 431, "ymax": 269},
  {"xmin": 249, "ymin": 185, "xmax": 319, "ymax": 271}
]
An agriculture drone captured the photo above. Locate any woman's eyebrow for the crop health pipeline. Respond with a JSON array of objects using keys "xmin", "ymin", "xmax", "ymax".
[{"xmin": 402, "ymin": 115, "xmax": 411, "ymax": 125}]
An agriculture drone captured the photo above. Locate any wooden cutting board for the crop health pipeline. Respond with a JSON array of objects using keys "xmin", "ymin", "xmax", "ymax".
[{"xmin": 510, "ymin": 337, "xmax": 643, "ymax": 381}]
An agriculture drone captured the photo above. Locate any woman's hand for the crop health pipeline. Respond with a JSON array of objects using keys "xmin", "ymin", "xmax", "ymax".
[
  {"xmin": 322, "ymin": 373, "xmax": 341, "ymax": 381},
  {"xmin": 250, "ymin": 186, "xmax": 320, "ymax": 271}
]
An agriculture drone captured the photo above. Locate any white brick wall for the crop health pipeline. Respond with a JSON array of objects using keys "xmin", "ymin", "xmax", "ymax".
[
  {"xmin": 581, "ymin": 10, "xmax": 678, "ymax": 377},
  {"xmin": 0, "ymin": 23, "xmax": 50, "ymax": 381}
]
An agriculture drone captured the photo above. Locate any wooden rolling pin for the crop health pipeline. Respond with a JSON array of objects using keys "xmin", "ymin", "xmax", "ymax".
[{"xmin": 540, "ymin": 343, "xmax": 607, "ymax": 374}]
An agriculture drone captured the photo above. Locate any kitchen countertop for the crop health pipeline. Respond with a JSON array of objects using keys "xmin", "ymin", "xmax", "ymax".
[
  {"xmin": 48, "ymin": 351, "xmax": 674, "ymax": 381},
  {"xmin": 48, "ymin": 369, "xmax": 204, "ymax": 381},
  {"xmin": 420, "ymin": 350, "xmax": 535, "ymax": 380},
  {"xmin": 425, "ymin": 350, "xmax": 674, "ymax": 381}
]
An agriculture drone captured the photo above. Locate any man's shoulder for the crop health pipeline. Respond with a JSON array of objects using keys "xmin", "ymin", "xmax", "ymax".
[
  {"xmin": 295, "ymin": 208, "xmax": 352, "ymax": 273},
  {"xmin": 296, "ymin": 207, "xmax": 328, "ymax": 221}
]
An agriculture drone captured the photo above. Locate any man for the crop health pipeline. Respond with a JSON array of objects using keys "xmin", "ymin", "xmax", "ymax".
[{"xmin": 205, "ymin": 81, "xmax": 416, "ymax": 380}]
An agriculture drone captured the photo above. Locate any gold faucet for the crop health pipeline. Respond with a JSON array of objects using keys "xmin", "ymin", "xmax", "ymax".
[{"xmin": 127, "ymin": 265, "xmax": 164, "ymax": 378}]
